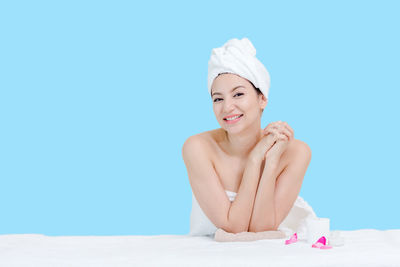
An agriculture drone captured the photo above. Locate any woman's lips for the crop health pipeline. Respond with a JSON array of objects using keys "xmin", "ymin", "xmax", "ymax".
[{"xmin": 224, "ymin": 114, "xmax": 243, "ymax": 124}]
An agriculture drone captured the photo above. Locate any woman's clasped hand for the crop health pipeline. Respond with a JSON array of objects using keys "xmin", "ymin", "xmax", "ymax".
[
  {"xmin": 263, "ymin": 121, "xmax": 294, "ymax": 166},
  {"xmin": 251, "ymin": 121, "xmax": 295, "ymax": 166},
  {"xmin": 263, "ymin": 121, "xmax": 294, "ymax": 142}
]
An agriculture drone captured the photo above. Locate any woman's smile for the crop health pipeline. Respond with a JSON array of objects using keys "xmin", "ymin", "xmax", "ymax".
[{"xmin": 224, "ymin": 114, "xmax": 244, "ymax": 124}]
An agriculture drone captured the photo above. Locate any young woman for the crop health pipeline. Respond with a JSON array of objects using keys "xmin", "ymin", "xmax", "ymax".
[{"xmin": 182, "ymin": 38, "xmax": 312, "ymax": 235}]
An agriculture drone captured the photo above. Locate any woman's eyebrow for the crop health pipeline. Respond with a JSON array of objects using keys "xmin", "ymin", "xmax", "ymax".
[{"xmin": 212, "ymin": 85, "xmax": 245, "ymax": 96}]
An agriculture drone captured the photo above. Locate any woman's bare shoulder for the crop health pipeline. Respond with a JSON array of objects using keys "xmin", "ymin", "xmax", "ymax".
[
  {"xmin": 182, "ymin": 129, "xmax": 223, "ymax": 155},
  {"xmin": 185, "ymin": 128, "xmax": 223, "ymax": 144},
  {"xmin": 290, "ymin": 139, "xmax": 311, "ymax": 152},
  {"xmin": 284, "ymin": 138, "xmax": 312, "ymax": 159}
]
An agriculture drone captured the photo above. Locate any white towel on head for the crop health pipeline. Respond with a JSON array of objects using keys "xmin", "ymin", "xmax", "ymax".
[{"xmin": 207, "ymin": 37, "xmax": 271, "ymax": 98}]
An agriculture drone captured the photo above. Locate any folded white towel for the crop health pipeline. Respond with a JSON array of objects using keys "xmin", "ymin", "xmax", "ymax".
[{"xmin": 207, "ymin": 37, "xmax": 271, "ymax": 98}]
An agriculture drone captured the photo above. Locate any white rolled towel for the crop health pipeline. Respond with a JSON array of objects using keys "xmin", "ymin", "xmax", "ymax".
[{"xmin": 207, "ymin": 37, "xmax": 271, "ymax": 98}]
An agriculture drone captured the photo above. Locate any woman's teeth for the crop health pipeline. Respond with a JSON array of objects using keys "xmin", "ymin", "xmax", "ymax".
[{"xmin": 225, "ymin": 114, "xmax": 242, "ymax": 121}]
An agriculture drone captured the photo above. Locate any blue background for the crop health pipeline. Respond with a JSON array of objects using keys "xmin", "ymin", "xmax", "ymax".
[{"xmin": 0, "ymin": 1, "xmax": 399, "ymax": 236}]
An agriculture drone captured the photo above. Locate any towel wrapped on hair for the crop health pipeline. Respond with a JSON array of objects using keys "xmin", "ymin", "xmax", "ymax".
[{"xmin": 207, "ymin": 37, "xmax": 271, "ymax": 98}]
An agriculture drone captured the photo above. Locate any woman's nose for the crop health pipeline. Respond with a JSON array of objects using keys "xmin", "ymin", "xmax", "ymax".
[{"xmin": 223, "ymin": 99, "xmax": 235, "ymax": 113}]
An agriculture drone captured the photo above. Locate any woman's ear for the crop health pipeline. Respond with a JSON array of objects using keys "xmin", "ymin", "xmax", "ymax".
[{"xmin": 259, "ymin": 94, "xmax": 268, "ymax": 110}]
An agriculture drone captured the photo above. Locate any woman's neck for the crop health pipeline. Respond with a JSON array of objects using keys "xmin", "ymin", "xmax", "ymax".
[{"xmin": 222, "ymin": 124, "xmax": 263, "ymax": 158}]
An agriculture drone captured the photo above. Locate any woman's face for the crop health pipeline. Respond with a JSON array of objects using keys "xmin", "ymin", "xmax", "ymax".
[{"xmin": 211, "ymin": 73, "xmax": 267, "ymax": 134}]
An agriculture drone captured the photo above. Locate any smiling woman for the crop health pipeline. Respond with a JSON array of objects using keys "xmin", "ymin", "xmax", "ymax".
[
  {"xmin": 182, "ymin": 37, "xmax": 317, "ymax": 239},
  {"xmin": 210, "ymin": 73, "xmax": 266, "ymax": 137}
]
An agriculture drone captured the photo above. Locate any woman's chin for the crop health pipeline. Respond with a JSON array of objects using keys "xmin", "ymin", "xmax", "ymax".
[{"xmin": 222, "ymin": 125, "xmax": 244, "ymax": 134}]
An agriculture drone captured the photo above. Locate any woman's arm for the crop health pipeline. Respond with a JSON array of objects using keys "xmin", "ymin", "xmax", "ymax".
[
  {"xmin": 183, "ymin": 133, "xmax": 283, "ymax": 234},
  {"xmin": 183, "ymin": 136, "xmax": 263, "ymax": 234},
  {"xmin": 248, "ymin": 138, "xmax": 310, "ymax": 232},
  {"xmin": 248, "ymin": 161, "xmax": 280, "ymax": 232},
  {"xmin": 247, "ymin": 121, "xmax": 296, "ymax": 232},
  {"xmin": 228, "ymin": 133, "xmax": 281, "ymax": 233},
  {"xmin": 226, "ymin": 154, "xmax": 263, "ymax": 233}
]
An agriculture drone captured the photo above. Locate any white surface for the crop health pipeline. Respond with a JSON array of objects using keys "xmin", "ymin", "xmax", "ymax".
[{"xmin": 1, "ymin": 229, "xmax": 400, "ymax": 266}]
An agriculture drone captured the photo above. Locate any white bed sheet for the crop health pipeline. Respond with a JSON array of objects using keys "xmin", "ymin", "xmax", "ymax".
[{"xmin": 1, "ymin": 229, "xmax": 400, "ymax": 267}]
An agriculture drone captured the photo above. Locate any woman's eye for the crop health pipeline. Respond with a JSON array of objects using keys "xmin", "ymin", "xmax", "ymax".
[{"xmin": 213, "ymin": 93, "xmax": 243, "ymax": 103}]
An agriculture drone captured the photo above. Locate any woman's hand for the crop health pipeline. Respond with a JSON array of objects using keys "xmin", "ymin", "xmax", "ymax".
[
  {"xmin": 262, "ymin": 121, "xmax": 294, "ymax": 167},
  {"xmin": 263, "ymin": 121, "xmax": 294, "ymax": 141},
  {"xmin": 250, "ymin": 131, "xmax": 286, "ymax": 162}
]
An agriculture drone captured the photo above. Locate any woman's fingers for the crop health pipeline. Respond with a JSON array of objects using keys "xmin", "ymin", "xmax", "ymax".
[
  {"xmin": 265, "ymin": 128, "xmax": 280, "ymax": 138},
  {"xmin": 276, "ymin": 123, "xmax": 293, "ymax": 138},
  {"xmin": 264, "ymin": 121, "xmax": 294, "ymax": 140},
  {"xmin": 282, "ymin": 122, "xmax": 294, "ymax": 138},
  {"xmin": 278, "ymin": 134, "xmax": 288, "ymax": 141},
  {"xmin": 266, "ymin": 125, "xmax": 292, "ymax": 140},
  {"xmin": 268, "ymin": 130, "xmax": 288, "ymax": 142},
  {"xmin": 282, "ymin": 129, "xmax": 292, "ymax": 140}
]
